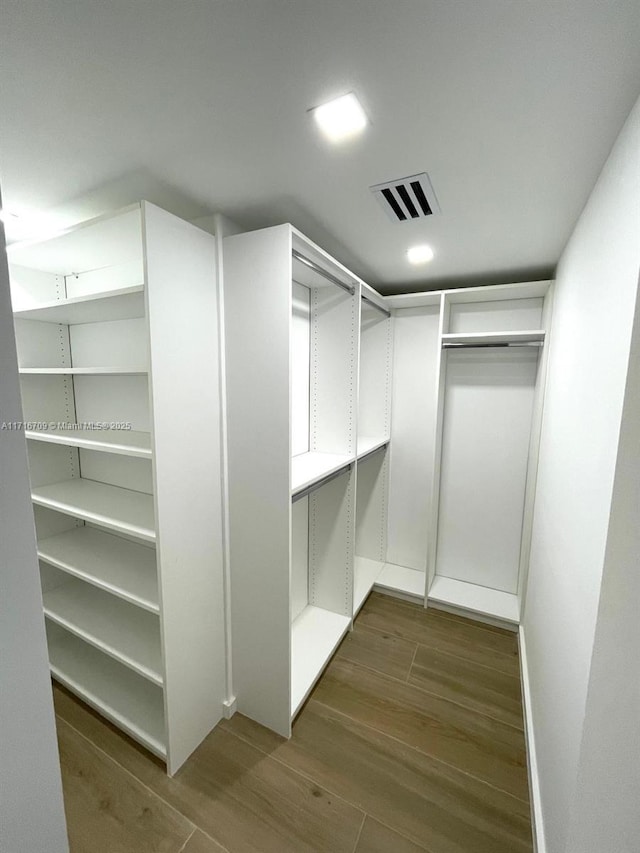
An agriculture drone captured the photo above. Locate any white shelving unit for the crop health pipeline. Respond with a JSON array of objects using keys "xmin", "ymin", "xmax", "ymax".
[
  {"xmin": 224, "ymin": 224, "xmax": 358, "ymax": 737},
  {"xmin": 10, "ymin": 202, "xmax": 227, "ymax": 774},
  {"xmin": 379, "ymin": 281, "xmax": 554, "ymax": 623}
]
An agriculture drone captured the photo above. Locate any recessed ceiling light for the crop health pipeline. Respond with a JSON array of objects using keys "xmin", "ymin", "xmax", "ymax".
[
  {"xmin": 312, "ymin": 93, "xmax": 367, "ymax": 143},
  {"xmin": 407, "ymin": 244, "xmax": 435, "ymax": 265}
]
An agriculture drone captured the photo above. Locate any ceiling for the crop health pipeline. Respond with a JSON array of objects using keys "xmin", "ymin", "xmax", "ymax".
[{"xmin": 1, "ymin": 0, "xmax": 639, "ymax": 294}]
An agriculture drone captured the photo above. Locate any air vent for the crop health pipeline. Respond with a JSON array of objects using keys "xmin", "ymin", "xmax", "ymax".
[{"xmin": 370, "ymin": 172, "xmax": 441, "ymax": 223}]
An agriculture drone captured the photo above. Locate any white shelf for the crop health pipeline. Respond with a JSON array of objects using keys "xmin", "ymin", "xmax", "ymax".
[
  {"xmin": 429, "ymin": 576, "xmax": 520, "ymax": 624},
  {"xmin": 13, "ymin": 286, "xmax": 145, "ymax": 325},
  {"xmin": 354, "ymin": 556, "xmax": 384, "ymax": 615},
  {"xmin": 48, "ymin": 628, "xmax": 166, "ymax": 760},
  {"xmin": 43, "ymin": 578, "xmax": 162, "ymax": 684},
  {"xmin": 19, "ymin": 367, "xmax": 147, "ymax": 375},
  {"xmin": 31, "ymin": 479, "xmax": 156, "ymax": 542},
  {"xmin": 38, "ymin": 527, "xmax": 158, "ymax": 613},
  {"xmin": 356, "ymin": 436, "xmax": 389, "ymax": 459},
  {"xmin": 26, "ymin": 427, "xmax": 151, "ymax": 458},
  {"xmin": 290, "ymin": 605, "xmax": 351, "ymax": 717},
  {"xmin": 291, "ymin": 451, "xmax": 354, "ymax": 495},
  {"xmin": 441, "ymin": 330, "xmax": 545, "ymax": 346},
  {"xmin": 375, "ymin": 562, "xmax": 426, "ymax": 599}
]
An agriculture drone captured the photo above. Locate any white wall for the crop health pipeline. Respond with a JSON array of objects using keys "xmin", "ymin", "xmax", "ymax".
[
  {"xmin": 523, "ymin": 94, "xmax": 640, "ymax": 853},
  {"xmin": 0, "ymin": 204, "xmax": 69, "ymax": 851}
]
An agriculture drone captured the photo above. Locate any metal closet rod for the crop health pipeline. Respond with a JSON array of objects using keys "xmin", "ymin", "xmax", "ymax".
[
  {"xmin": 291, "ymin": 462, "xmax": 353, "ymax": 503},
  {"xmin": 442, "ymin": 341, "xmax": 544, "ymax": 349},
  {"xmin": 362, "ymin": 294, "xmax": 391, "ymax": 318},
  {"xmin": 292, "ymin": 249, "xmax": 356, "ymax": 296}
]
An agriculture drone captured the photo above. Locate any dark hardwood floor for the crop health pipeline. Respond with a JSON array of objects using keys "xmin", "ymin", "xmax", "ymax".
[{"xmin": 53, "ymin": 592, "xmax": 532, "ymax": 853}]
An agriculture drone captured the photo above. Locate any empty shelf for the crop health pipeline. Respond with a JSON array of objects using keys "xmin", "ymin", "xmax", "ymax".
[
  {"xmin": 26, "ymin": 427, "xmax": 151, "ymax": 458},
  {"xmin": 19, "ymin": 367, "xmax": 147, "ymax": 375},
  {"xmin": 13, "ymin": 285, "xmax": 145, "ymax": 324},
  {"xmin": 429, "ymin": 576, "xmax": 520, "ymax": 623},
  {"xmin": 356, "ymin": 436, "xmax": 389, "ymax": 459},
  {"xmin": 43, "ymin": 579, "xmax": 162, "ymax": 684},
  {"xmin": 441, "ymin": 330, "xmax": 545, "ymax": 346},
  {"xmin": 291, "ymin": 605, "xmax": 351, "ymax": 717},
  {"xmin": 291, "ymin": 452, "xmax": 354, "ymax": 495},
  {"xmin": 47, "ymin": 627, "xmax": 166, "ymax": 760},
  {"xmin": 375, "ymin": 563, "xmax": 426, "ymax": 600},
  {"xmin": 32, "ymin": 479, "xmax": 155, "ymax": 541},
  {"xmin": 38, "ymin": 526, "xmax": 158, "ymax": 613},
  {"xmin": 353, "ymin": 556, "xmax": 384, "ymax": 615}
]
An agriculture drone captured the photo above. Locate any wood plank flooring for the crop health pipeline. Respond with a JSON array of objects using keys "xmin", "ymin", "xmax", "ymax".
[{"xmin": 53, "ymin": 592, "xmax": 532, "ymax": 853}]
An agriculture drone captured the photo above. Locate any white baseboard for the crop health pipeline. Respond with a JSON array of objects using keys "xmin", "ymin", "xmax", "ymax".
[
  {"xmin": 519, "ymin": 626, "xmax": 546, "ymax": 853},
  {"xmin": 222, "ymin": 696, "xmax": 237, "ymax": 719}
]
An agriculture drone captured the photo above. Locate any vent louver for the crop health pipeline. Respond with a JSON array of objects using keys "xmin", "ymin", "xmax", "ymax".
[{"xmin": 370, "ymin": 172, "xmax": 441, "ymax": 223}]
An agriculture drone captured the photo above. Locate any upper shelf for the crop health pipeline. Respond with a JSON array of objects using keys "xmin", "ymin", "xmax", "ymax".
[
  {"xmin": 19, "ymin": 367, "xmax": 148, "ymax": 375},
  {"xmin": 291, "ymin": 451, "xmax": 354, "ymax": 496},
  {"xmin": 13, "ymin": 285, "xmax": 145, "ymax": 325},
  {"xmin": 26, "ymin": 428, "xmax": 151, "ymax": 459},
  {"xmin": 356, "ymin": 436, "xmax": 389, "ymax": 460},
  {"xmin": 441, "ymin": 330, "xmax": 546, "ymax": 346}
]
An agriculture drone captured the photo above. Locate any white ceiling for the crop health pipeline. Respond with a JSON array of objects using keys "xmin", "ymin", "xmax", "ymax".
[{"xmin": 1, "ymin": 0, "xmax": 639, "ymax": 293}]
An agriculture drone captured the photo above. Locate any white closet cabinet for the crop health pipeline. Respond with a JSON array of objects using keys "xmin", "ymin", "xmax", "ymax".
[
  {"xmin": 224, "ymin": 224, "xmax": 379, "ymax": 736},
  {"xmin": 382, "ymin": 282, "xmax": 553, "ymax": 625},
  {"xmin": 9, "ymin": 203, "xmax": 226, "ymax": 774}
]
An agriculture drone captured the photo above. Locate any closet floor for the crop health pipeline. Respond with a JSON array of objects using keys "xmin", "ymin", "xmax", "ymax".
[{"xmin": 52, "ymin": 592, "xmax": 532, "ymax": 853}]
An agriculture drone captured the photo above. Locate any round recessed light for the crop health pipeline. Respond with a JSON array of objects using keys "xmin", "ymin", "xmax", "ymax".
[{"xmin": 407, "ymin": 244, "xmax": 434, "ymax": 265}]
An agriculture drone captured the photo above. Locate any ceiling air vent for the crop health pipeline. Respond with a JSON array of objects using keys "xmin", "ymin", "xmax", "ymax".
[{"xmin": 370, "ymin": 172, "xmax": 441, "ymax": 223}]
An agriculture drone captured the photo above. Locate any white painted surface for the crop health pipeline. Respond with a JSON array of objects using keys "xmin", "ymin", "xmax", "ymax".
[
  {"xmin": 31, "ymin": 479, "xmax": 156, "ymax": 541},
  {"xmin": 291, "ymin": 497, "xmax": 309, "ymax": 622},
  {"xmin": 358, "ymin": 300, "xmax": 392, "ymax": 444},
  {"xmin": 224, "ymin": 225, "xmax": 292, "ymax": 737},
  {"xmin": 291, "ymin": 281, "xmax": 310, "ymax": 457},
  {"xmin": 0, "ymin": 210, "xmax": 69, "ymax": 853},
  {"xmin": 38, "ymin": 526, "xmax": 158, "ymax": 612},
  {"xmin": 355, "ymin": 448, "xmax": 388, "ymax": 563},
  {"xmin": 310, "ymin": 285, "xmax": 357, "ymax": 456},
  {"xmin": 143, "ymin": 202, "xmax": 226, "ymax": 774},
  {"xmin": 436, "ymin": 347, "xmax": 538, "ymax": 593},
  {"xmin": 386, "ymin": 305, "xmax": 440, "ymax": 570},
  {"xmin": 43, "ymin": 579, "xmax": 162, "ymax": 684},
  {"xmin": 429, "ymin": 576, "xmax": 519, "ymax": 623},
  {"xmin": 73, "ymin": 374, "xmax": 150, "ymax": 432},
  {"xmin": 291, "ymin": 451, "xmax": 353, "ymax": 494},
  {"xmin": 78, "ymin": 450, "xmax": 153, "ymax": 495},
  {"xmin": 12, "ymin": 285, "xmax": 145, "ymax": 324},
  {"xmin": 70, "ymin": 317, "xmax": 148, "ymax": 369},
  {"xmin": 47, "ymin": 623, "xmax": 165, "ymax": 759},
  {"xmin": 290, "ymin": 605, "xmax": 351, "ymax": 717},
  {"xmin": 308, "ymin": 468, "xmax": 354, "ymax": 617},
  {"xmin": 523, "ymin": 94, "xmax": 640, "ymax": 853},
  {"xmin": 565, "ymin": 268, "xmax": 640, "ymax": 852},
  {"xmin": 448, "ymin": 298, "xmax": 543, "ymax": 332}
]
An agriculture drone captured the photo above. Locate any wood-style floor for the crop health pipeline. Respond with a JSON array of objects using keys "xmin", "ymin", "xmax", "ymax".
[{"xmin": 52, "ymin": 592, "xmax": 532, "ymax": 853}]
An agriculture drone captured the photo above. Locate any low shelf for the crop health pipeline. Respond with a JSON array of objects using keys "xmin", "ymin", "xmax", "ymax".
[
  {"xmin": 290, "ymin": 605, "xmax": 351, "ymax": 717},
  {"xmin": 375, "ymin": 563, "xmax": 426, "ymax": 600},
  {"xmin": 43, "ymin": 579, "xmax": 163, "ymax": 684},
  {"xmin": 31, "ymin": 479, "xmax": 156, "ymax": 541},
  {"xmin": 48, "ymin": 627, "xmax": 166, "ymax": 759},
  {"xmin": 19, "ymin": 367, "xmax": 147, "ymax": 375},
  {"xmin": 428, "ymin": 576, "xmax": 520, "ymax": 624},
  {"xmin": 38, "ymin": 526, "xmax": 158, "ymax": 613}
]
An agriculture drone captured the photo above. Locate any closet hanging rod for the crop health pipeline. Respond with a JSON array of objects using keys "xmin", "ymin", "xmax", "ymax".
[
  {"xmin": 361, "ymin": 294, "xmax": 392, "ymax": 318},
  {"xmin": 442, "ymin": 341, "xmax": 544, "ymax": 349},
  {"xmin": 292, "ymin": 462, "xmax": 353, "ymax": 503},
  {"xmin": 292, "ymin": 250, "xmax": 356, "ymax": 296}
]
